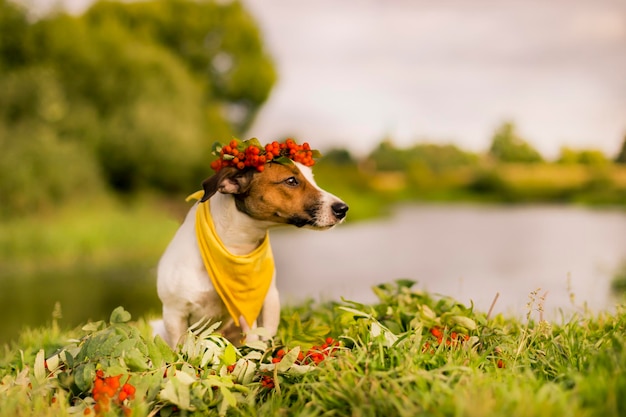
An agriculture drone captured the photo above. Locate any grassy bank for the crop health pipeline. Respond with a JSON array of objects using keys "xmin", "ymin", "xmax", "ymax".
[
  {"xmin": 0, "ymin": 194, "xmax": 184, "ymax": 343},
  {"xmin": 0, "ymin": 281, "xmax": 624, "ymax": 416}
]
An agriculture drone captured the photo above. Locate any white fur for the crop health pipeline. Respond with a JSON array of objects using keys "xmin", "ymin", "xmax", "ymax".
[{"xmin": 155, "ymin": 163, "xmax": 345, "ymax": 347}]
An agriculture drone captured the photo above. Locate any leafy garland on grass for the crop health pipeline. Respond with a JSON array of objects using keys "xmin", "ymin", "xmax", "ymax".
[{"xmin": 0, "ymin": 281, "xmax": 528, "ymax": 416}]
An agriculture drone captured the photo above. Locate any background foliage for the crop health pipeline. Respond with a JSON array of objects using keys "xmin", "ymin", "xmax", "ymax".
[{"xmin": 0, "ymin": 0, "xmax": 276, "ymax": 216}]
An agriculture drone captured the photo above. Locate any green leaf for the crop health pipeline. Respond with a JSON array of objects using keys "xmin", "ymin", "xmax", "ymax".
[
  {"xmin": 110, "ymin": 307, "xmax": 132, "ymax": 324},
  {"xmin": 338, "ymin": 306, "xmax": 373, "ymax": 319},
  {"xmin": 243, "ymin": 137, "xmax": 263, "ymax": 149},
  {"xmin": 273, "ymin": 156, "xmax": 293, "ymax": 166},
  {"xmin": 154, "ymin": 335, "xmax": 176, "ymax": 364},
  {"xmin": 160, "ymin": 378, "xmax": 192, "ymax": 411},
  {"xmin": 219, "ymin": 386, "xmax": 237, "ymax": 414},
  {"xmin": 46, "ymin": 353, "xmax": 60, "ymax": 374},
  {"xmin": 82, "ymin": 321, "xmax": 105, "ymax": 332},
  {"xmin": 450, "ymin": 315, "xmax": 477, "ymax": 331},
  {"xmin": 124, "ymin": 349, "xmax": 150, "ymax": 372},
  {"xmin": 277, "ymin": 346, "xmax": 301, "ymax": 373},
  {"xmin": 395, "ymin": 279, "xmax": 416, "ymax": 289},
  {"xmin": 223, "ymin": 344, "xmax": 237, "ymax": 365},
  {"xmin": 74, "ymin": 363, "xmax": 96, "ymax": 392},
  {"xmin": 34, "ymin": 349, "xmax": 46, "ymax": 384},
  {"xmin": 370, "ymin": 321, "xmax": 398, "ymax": 347},
  {"xmin": 311, "ymin": 149, "xmax": 323, "ymax": 158},
  {"xmin": 232, "ymin": 359, "xmax": 256, "ymax": 385},
  {"xmin": 211, "ymin": 141, "xmax": 223, "ymax": 155},
  {"xmin": 112, "ymin": 338, "xmax": 137, "ymax": 356}
]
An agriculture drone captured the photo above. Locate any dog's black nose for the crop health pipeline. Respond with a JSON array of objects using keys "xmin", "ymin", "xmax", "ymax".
[{"xmin": 332, "ymin": 202, "xmax": 349, "ymax": 220}]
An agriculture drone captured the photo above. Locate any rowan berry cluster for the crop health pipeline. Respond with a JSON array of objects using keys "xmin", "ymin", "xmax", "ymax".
[
  {"xmin": 86, "ymin": 370, "xmax": 136, "ymax": 416},
  {"xmin": 271, "ymin": 337, "xmax": 340, "ymax": 367},
  {"xmin": 422, "ymin": 326, "xmax": 470, "ymax": 353},
  {"xmin": 210, "ymin": 138, "xmax": 318, "ymax": 173},
  {"xmin": 258, "ymin": 337, "xmax": 341, "ymax": 390}
]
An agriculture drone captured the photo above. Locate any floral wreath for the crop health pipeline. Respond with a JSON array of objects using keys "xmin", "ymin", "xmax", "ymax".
[{"xmin": 210, "ymin": 138, "xmax": 322, "ymax": 172}]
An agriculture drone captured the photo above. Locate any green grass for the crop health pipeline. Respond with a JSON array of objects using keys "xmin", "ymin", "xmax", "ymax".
[{"xmin": 1, "ymin": 281, "xmax": 624, "ymax": 417}]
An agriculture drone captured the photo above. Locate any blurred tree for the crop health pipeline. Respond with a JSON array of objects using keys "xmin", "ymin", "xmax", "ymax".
[
  {"xmin": 406, "ymin": 143, "xmax": 478, "ymax": 172},
  {"xmin": 0, "ymin": 0, "xmax": 32, "ymax": 70},
  {"xmin": 558, "ymin": 147, "xmax": 609, "ymax": 166},
  {"xmin": 616, "ymin": 133, "xmax": 626, "ymax": 164},
  {"xmin": 0, "ymin": 125, "xmax": 103, "ymax": 216},
  {"xmin": 83, "ymin": 0, "xmax": 276, "ymax": 134},
  {"xmin": 367, "ymin": 139, "xmax": 477, "ymax": 172},
  {"xmin": 367, "ymin": 139, "xmax": 410, "ymax": 171},
  {"xmin": 488, "ymin": 122, "xmax": 543, "ymax": 163},
  {"xmin": 0, "ymin": 0, "xmax": 277, "ymax": 214},
  {"xmin": 321, "ymin": 147, "xmax": 357, "ymax": 166}
]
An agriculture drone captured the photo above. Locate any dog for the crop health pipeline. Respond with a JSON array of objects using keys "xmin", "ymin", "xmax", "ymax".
[{"xmin": 155, "ymin": 158, "xmax": 348, "ymax": 348}]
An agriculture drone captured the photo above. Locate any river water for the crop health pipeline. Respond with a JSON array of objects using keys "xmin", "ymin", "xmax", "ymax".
[{"xmin": 271, "ymin": 204, "xmax": 626, "ymax": 319}]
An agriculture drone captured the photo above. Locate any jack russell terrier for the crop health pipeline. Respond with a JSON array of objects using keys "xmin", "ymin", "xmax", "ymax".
[{"xmin": 155, "ymin": 139, "xmax": 348, "ymax": 348}]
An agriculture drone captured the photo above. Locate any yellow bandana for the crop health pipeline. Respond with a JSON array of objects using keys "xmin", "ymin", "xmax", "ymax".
[{"xmin": 186, "ymin": 191, "xmax": 275, "ymax": 328}]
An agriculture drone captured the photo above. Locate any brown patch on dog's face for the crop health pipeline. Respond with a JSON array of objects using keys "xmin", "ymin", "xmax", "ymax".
[{"xmin": 233, "ymin": 162, "xmax": 324, "ymax": 227}]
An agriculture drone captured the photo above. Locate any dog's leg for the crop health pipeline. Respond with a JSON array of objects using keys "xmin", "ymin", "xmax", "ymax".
[
  {"xmin": 259, "ymin": 275, "xmax": 281, "ymax": 339},
  {"xmin": 239, "ymin": 318, "xmax": 258, "ymax": 343},
  {"xmin": 162, "ymin": 305, "xmax": 189, "ymax": 349}
]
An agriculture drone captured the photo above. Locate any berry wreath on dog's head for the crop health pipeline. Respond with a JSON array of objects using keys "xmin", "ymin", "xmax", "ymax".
[{"xmin": 210, "ymin": 138, "xmax": 322, "ymax": 173}]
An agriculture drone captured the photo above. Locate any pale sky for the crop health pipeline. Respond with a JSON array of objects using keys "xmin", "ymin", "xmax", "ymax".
[{"xmin": 23, "ymin": 0, "xmax": 626, "ymax": 158}]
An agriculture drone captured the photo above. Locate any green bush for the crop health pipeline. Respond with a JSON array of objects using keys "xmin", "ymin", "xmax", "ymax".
[
  {"xmin": 489, "ymin": 122, "xmax": 543, "ymax": 163},
  {"xmin": 0, "ymin": 0, "xmax": 276, "ymax": 215},
  {"xmin": 0, "ymin": 126, "xmax": 103, "ymax": 216}
]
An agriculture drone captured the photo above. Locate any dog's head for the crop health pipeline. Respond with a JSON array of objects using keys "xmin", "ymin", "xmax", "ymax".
[{"xmin": 200, "ymin": 162, "xmax": 348, "ymax": 229}]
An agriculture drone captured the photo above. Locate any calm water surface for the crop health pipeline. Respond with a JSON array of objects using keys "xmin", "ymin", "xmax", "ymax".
[{"xmin": 271, "ymin": 204, "xmax": 626, "ymax": 318}]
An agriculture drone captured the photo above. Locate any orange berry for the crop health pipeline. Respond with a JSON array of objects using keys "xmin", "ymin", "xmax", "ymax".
[
  {"xmin": 223, "ymin": 145, "xmax": 232, "ymax": 154},
  {"xmin": 430, "ymin": 327, "xmax": 443, "ymax": 338},
  {"xmin": 256, "ymin": 164, "xmax": 265, "ymax": 172},
  {"xmin": 106, "ymin": 376, "xmax": 121, "ymax": 390},
  {"xmin": 118, "ymin": 391, "xmax": 128, "ymax": 402},
  {"xmin": 266, "ymin": 151, "xmax": 273, "ymax": 160},
  {"xmin": 230, "ymin": 139, "xmax": 238, "ymax": 148},
  {"xmin": 237, "ymin": 162, "xmax": 245, "ymax": 170}
]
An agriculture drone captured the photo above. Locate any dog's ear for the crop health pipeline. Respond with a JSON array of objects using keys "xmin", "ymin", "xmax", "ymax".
[{"xmin": 200, "ymin": 168, "xmax": 254, "ymax": 202}]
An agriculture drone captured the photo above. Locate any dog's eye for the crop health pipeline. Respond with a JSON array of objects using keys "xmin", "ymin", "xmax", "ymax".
[{"xmin": 284, "ymin": 177, "xmax": 299, "ymax": 187}]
